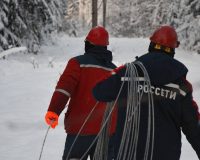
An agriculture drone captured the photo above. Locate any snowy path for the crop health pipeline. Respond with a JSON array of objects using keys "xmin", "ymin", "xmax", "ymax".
[{"xmin": 0, "ymin": 36, "xmax": 200, "ymax": 160}]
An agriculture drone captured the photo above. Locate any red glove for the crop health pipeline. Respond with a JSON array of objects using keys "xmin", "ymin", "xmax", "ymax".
[{"xmin": 45, "ymin": 111, "xmax": 59, "ymax": 129}]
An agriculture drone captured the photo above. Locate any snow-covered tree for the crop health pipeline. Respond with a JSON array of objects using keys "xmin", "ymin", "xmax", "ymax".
[
  {"xmin": 64, "ymin": 0, "xmax": 92, "ymax": 36},
  {"xmin": 173, "ymin": 0, "xmax": 200, "ymax": 52},
  {"xmin": 0, "ymin": 0, "xmax": 21, "ymax": 50},
  {"xmin": 79, "ymin": 0, "xmax": 91, "ymax": 27},
  {"xmin": 64, "ymin": 0, "xmax": 79, "ymax": 37},
  {"xmin": 0, "ymin": 0, "xmax": 199, "ymax": 53},
  {"xmin": 0, "ymin": 0, "xmax": 67, "ymax": 53},
  {"xmin": 105, "ymin": 0, "xmax": 200, "ymax": 52}
]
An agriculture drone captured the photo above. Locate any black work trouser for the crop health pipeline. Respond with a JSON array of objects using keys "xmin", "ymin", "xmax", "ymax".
[{"xmin": 62, "ymin": 134, "xmax": 115, "ymax": 160}]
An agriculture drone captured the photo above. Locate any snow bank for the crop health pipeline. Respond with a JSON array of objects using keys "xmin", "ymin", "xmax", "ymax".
[{"xmin": 0, "ymin": 47, "xmax": 27, "ymax": 59}]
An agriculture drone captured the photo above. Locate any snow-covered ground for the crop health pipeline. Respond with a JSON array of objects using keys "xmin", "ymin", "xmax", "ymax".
[{"xmin": 0, "ymin": 35, "xmax": 200, "ymax": 160}]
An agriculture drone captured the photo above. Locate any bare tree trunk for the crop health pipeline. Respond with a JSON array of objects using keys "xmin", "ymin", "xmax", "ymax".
[
  {"xmin": 103, "ymin": 0, "xmax": 107, "ymax": 27},
  {"xmin": 92, "ymin": 0, "xmax": 98, "ymax": 27}
]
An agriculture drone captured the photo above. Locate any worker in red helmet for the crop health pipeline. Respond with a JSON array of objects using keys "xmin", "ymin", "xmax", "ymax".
[
  {"xmin": 149, "ymin": 25, "xmax": 180, "ymax": 57},
  {"xmin": 45, "ymin": 26, "xmax": 117, "ymax": 160},
  {"xmin": 92, "ymin": 25, "xmax": 200, "ymax": 159}
]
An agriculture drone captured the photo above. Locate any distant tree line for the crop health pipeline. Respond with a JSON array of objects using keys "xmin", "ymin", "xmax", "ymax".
[
  {"xmin": 0, "ymin": 0, "xmax": 200, "ymax": 53},
  {"xmin": 67, "ymin": 0, "xmax": 200, "ymax": 53}
]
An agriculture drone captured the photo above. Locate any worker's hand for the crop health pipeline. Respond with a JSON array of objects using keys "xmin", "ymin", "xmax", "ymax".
[{"xmin": 45, "ymin": 111, "xmax": 59, "ymax": 129}]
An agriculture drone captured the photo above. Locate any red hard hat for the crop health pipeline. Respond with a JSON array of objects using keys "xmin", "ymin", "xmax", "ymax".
[
  {"xmin": 85, "ymin": 26, "xmax": 109, "ymax": 46},
  {"xmin": 150, "ymin": 25, "xmax": 180, "ymax": 48}
]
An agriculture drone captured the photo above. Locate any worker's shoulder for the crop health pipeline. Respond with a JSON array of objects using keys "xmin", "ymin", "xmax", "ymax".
[
  {"xmin": 72, "ymin": 54, "xmax": 97, "ymax": 65},
  {"xmin": 73, "ymin": 54, "xmax": 115, "ymax": 69}
]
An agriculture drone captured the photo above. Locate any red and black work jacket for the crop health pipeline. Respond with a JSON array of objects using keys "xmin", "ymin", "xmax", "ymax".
[
  {"xmin": 93, "ymin": 52, "xmax": 200, "ymax": 160},
  {"xmin": 48, "ymin": 46, "xmax": 117, "ymax": 135}
]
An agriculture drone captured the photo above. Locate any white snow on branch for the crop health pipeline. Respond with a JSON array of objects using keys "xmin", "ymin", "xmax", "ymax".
[{"xmin": 0, "ymin": 47, "xmax": 27, "ymax": 59}]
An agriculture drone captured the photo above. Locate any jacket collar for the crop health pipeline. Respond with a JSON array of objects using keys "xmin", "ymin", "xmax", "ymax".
[{"xmin": 85, "ymin": 46, "xmax": 113, "ymax": 62}]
